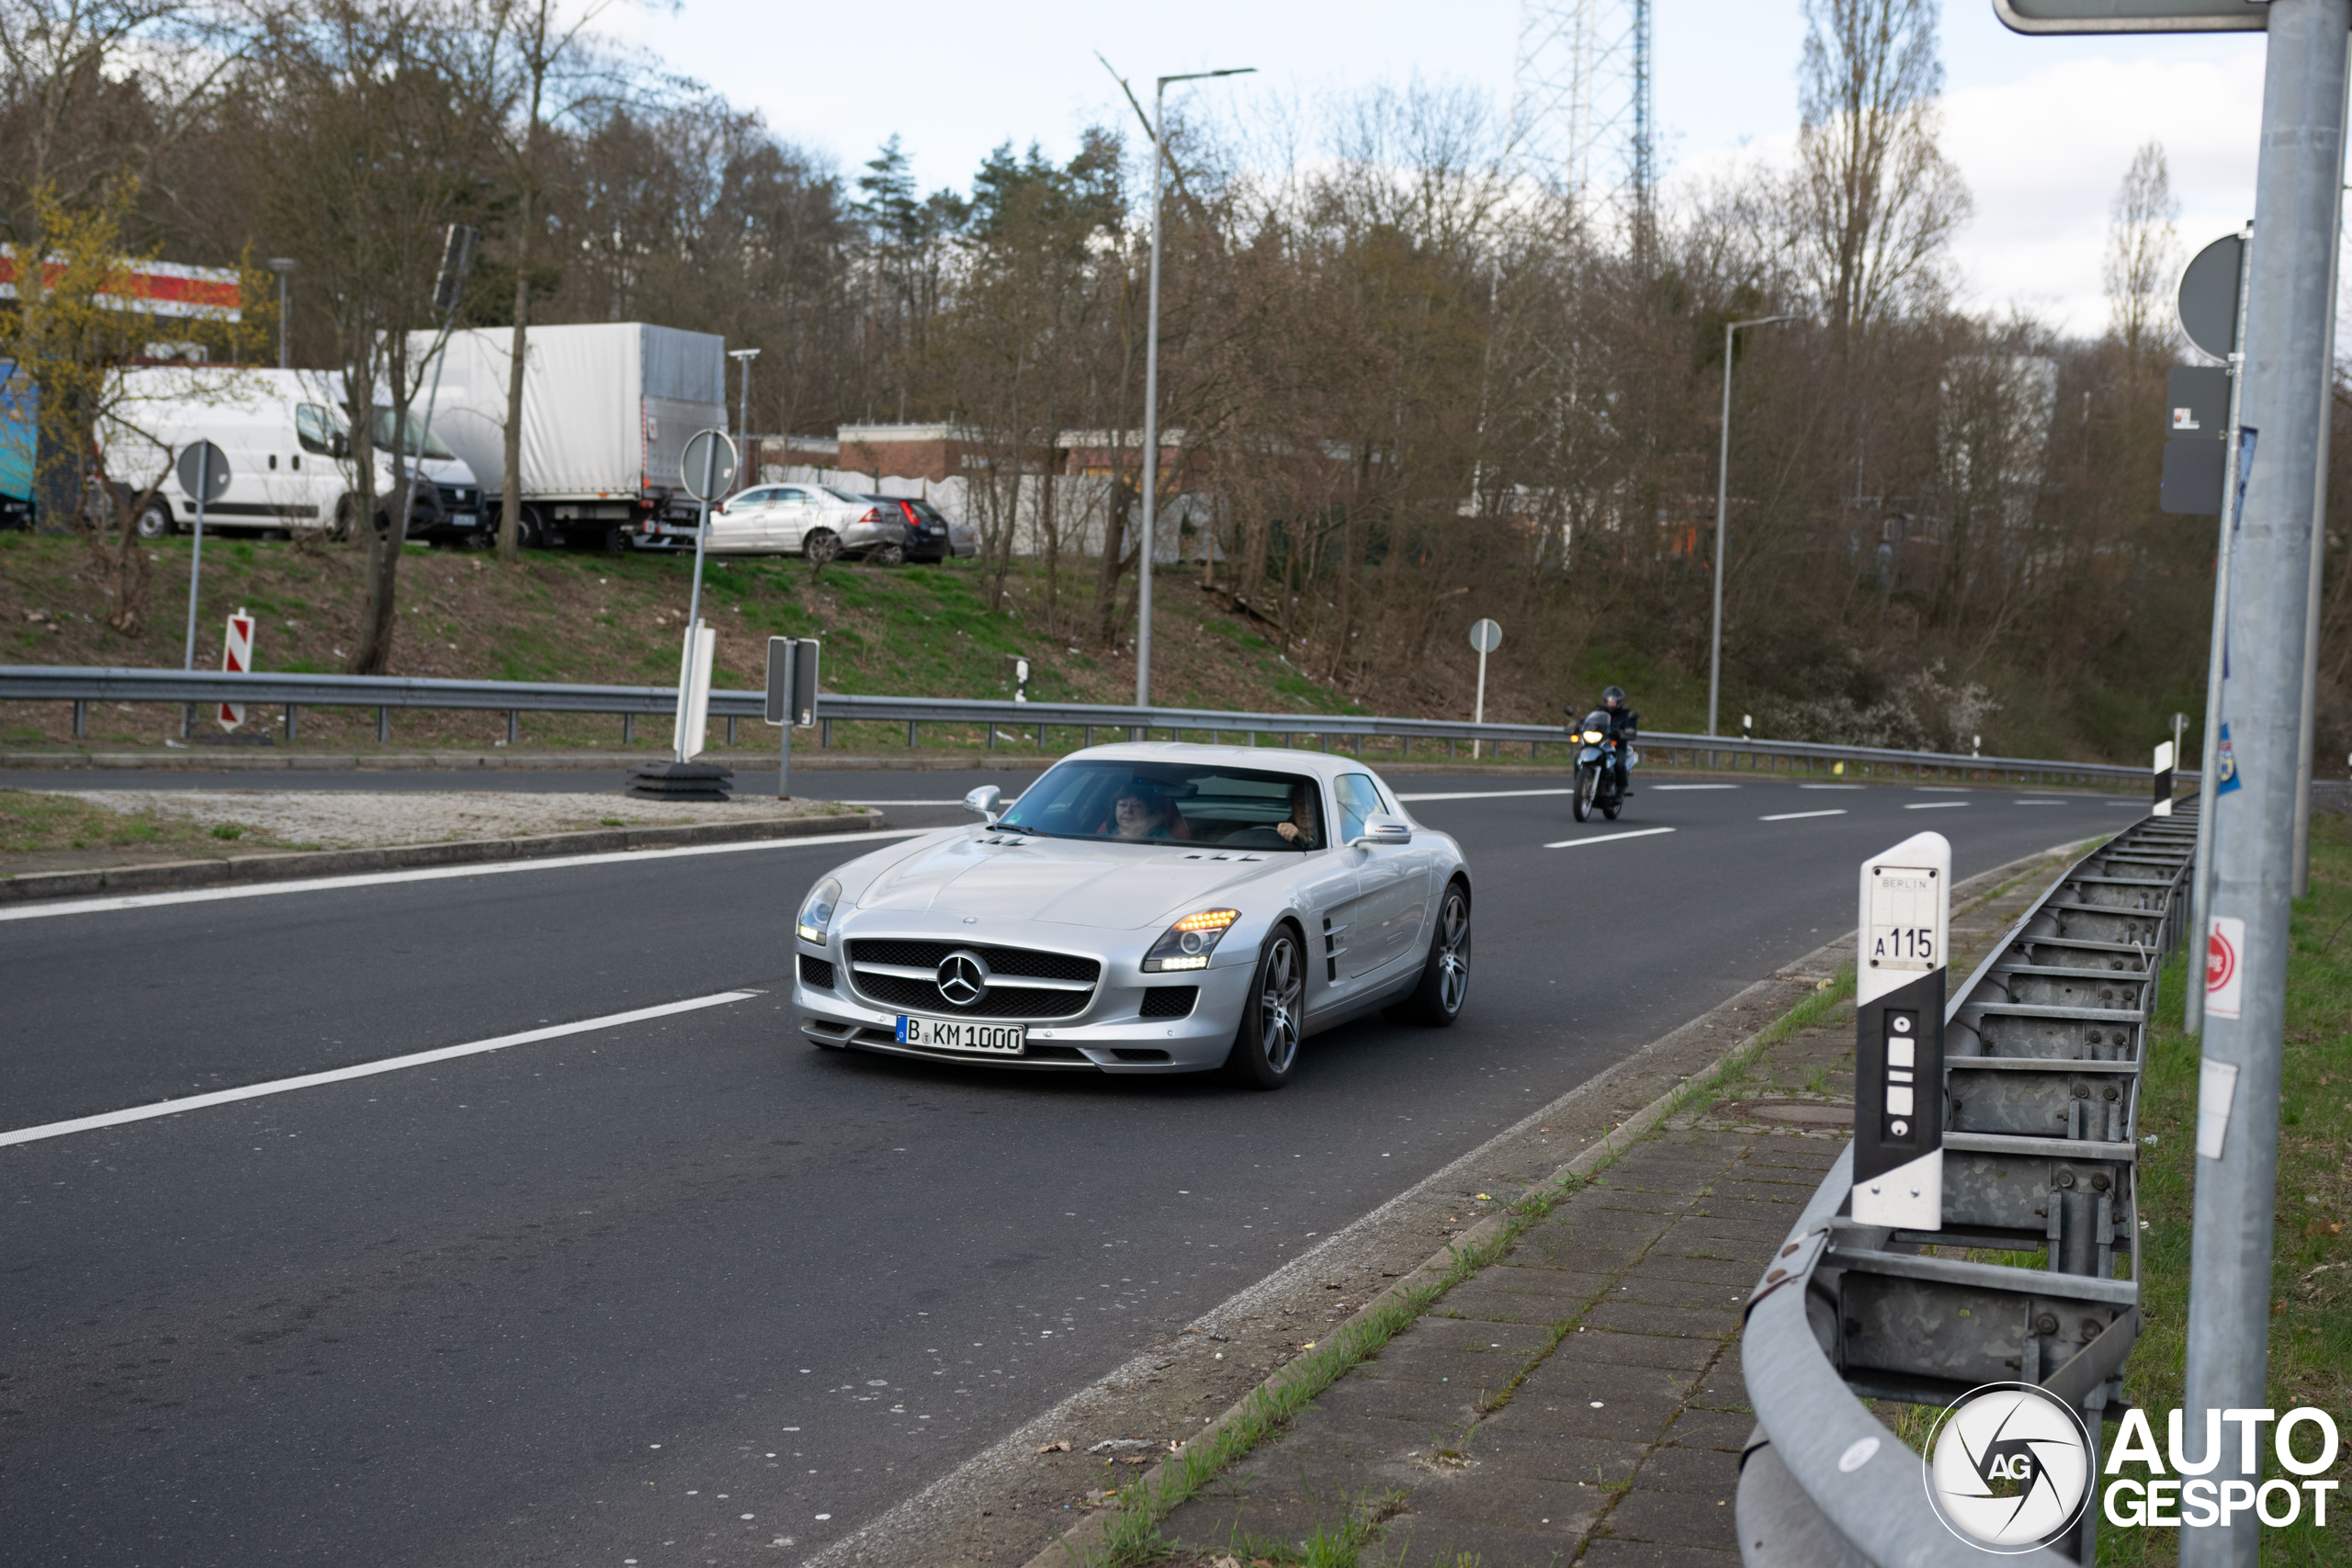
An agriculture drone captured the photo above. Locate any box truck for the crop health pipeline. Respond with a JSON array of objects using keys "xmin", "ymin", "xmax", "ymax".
[
  {"xmin": 0, "ymin": 363, "xmax": 32, "ymax": 528},
  {"xmin": 408, "ymin": 322, "xmax": 727, "ymax": 549},
  {"xmin": 101, "ymin": 367, "xmax": 483, "ymax": 542}
]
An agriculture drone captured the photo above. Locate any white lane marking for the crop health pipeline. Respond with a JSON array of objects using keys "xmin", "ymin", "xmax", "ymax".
[
  {"xmin": 1649, "ymin": 784, "xmax": 1739, "ymax": 791},
  {"xmin": 1760, "ymin": 809, "xmax": 1848, "ymax": 821},
  {"xmin": 2016, "ymin": 800, "xmax": 2069, "ymax": 806},
  {"xmin": 0, "ymin": 827, "xmax": 935, "ymax": 923},
  {"xmin": 1396, "ymin": 788, "xmax": 1573, "ymax": 802},
  {"xmin": 1798, "ymin": 784, "xmax": 1866, "ymax": 790},
  {"xmin": 833, "ymin": 799, "xmax": 967, "ymax": 807},
  {"xmin": 0, "ymin": 990, "xmax": 759, "ymax": 1148},
  {"xmin": 1905, "ymin": 801, "xmax": 1970, "ymax": 810},
  {"xmin": 1542, "ymin": 828, "xmax": 1677, "ymax": 848},
  {"xmin": 1912, "ymin": 786, "xmax": 1972, "ymax": 794}
]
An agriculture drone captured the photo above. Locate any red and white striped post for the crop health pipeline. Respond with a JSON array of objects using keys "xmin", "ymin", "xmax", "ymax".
[{"xmin": 219, "ymin": 607, "xmax": 254, "ymax": 731}]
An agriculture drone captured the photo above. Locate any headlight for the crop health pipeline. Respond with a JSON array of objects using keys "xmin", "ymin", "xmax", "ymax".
[
  {"xmin": 1143, "ymin": 908, "xmax": 1239, "ymax": 972},
  {"xmin": 1582, "ymin": 729, "xmax": 1604, "ymax": 743},
  {"xmin": 796, "ymin": 877, "xmax": 842, "ymax": 943}
]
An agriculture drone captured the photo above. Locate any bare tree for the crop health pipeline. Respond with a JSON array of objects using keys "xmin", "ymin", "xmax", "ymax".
[
  {"xmin": 1791, "ymin": 0, "xmax": 1971, "ymax": 338},
  {"xmin": 2104, "ymin": 140, "xmax": 2179, "ymax": 372}
]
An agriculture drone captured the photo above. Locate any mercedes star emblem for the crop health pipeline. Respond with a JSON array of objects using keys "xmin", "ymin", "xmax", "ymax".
[{"xmin": 936, "ymin": 950, "xmax": 990, "ymax": 1006}]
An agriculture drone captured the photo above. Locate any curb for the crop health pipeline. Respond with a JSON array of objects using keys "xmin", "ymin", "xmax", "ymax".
[
  {"xmin": 1013, "ymin": 839, "xmax": 2086, "ymax": 1568},
  {"xmin": 1, "ymin": 750, "xmax": 1063, "ymax": 773},
  {"xmin": 0, "ymin": 808, "xmax": 885, "ymax": 906}
]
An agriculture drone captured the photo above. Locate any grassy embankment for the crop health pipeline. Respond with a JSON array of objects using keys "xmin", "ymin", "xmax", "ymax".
[
  {"xmin": 0, "ymin": 531, "xmax": 1381, "ymax": 755},
  {"xmin": 0, "ymin": 787, "xmax": 310, "ymax": 859}
]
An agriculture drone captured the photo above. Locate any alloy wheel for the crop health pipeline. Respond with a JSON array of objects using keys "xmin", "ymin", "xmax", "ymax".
[
  {"xmin": 1434, "ymin": 892, "xmax": 1471, "ymax": 1014},
  {"xmin": 1259, "ymin": 935, "xmax": 1303, "ymax": 1075}
]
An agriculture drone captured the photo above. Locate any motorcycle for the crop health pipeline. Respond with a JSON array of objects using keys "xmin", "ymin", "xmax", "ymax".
[{"xmin": 1568, "ymin": 707, "xmax": 1636, "ymax": 822}]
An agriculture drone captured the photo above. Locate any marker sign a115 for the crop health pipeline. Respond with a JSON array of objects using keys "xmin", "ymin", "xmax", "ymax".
[{"xmin": 1868, "ymin": 863, "xmax": 1939, "ymax": 971}]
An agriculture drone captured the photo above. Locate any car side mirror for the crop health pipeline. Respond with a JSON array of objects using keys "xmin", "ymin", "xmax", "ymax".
[
  {"xmin": 964, "ymin": 784, "xmax": 1003, "ymax": 827},
  {"xmin": 1350, "ymin": 812, "xmax": 1412, "ymax": 848}
]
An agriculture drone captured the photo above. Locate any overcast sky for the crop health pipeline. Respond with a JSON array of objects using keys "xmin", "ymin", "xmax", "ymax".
[{"xmin": 634, "ymin": 2, "xmax": 2271, "ymax": 339}]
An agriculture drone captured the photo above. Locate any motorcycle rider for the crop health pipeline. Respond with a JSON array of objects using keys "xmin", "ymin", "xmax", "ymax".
[{"xmin": 1596, "ymin": 686, "xmax": 1638, "ymax": 796}]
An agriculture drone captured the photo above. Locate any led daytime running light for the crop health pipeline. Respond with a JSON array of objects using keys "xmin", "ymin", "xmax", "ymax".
[{"xmin": 1173, "ymin": 909, "xmax": 1239, "ymax": 933}]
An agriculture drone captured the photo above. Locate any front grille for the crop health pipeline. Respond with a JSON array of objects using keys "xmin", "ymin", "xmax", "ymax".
[
  {"xmin": 849, "ymin": 940, "xmax": 1100, "ymax": 984},
  {"xmin": 846, "ymin": 939, "xmax": 1101, "ymax": 1021},
  {"xmin": 1140, "ymin": 987, "xmax": 1198, "ymax": 1019},
  {"xmin": 853, "ymin": 972, "xmax": 1090, "ymax": 1019},
  {"xmin": 798, "ymin": 954, "xmax": 836, "ymax": 989}
]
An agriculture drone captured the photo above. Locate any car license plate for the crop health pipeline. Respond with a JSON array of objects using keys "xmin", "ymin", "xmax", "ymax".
[
  {"xmin": 897, "ymin": 1015, "xmax": 1025, "ymax": 1054},
  {"xmin": 454, "ymin": 513, "xmax": 479, "ymax": 527}
]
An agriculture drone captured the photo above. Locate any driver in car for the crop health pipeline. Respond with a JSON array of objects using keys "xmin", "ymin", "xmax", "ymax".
[{"xmin": 1273, "ymin": 781, "xmax": 1322, "ymax": 848}]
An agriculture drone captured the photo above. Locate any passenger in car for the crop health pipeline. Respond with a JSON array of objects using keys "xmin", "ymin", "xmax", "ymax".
[{"xmin": 1108, "ymin": 780, "xmax": 1182, "ymax": 840}]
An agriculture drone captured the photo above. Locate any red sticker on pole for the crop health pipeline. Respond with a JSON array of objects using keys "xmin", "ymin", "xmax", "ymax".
[
  {"xmin": 2206, "ymin": 915, "xmax": 2245, "ymax": 1021},
  {"xmin": 219, "ymin": 606, "xmax": 254, "ymax": 730}
]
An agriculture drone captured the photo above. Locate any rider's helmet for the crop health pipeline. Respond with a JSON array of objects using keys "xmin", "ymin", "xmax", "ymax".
[{"xmin": 1602, "ymin": 685, "xmax": 1626, "ymax": 708}]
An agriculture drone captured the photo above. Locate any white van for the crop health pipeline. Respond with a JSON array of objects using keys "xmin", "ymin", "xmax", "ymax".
[{"xmin": 103, "ymin": 367, "xmax": 485, "ymax": 544}]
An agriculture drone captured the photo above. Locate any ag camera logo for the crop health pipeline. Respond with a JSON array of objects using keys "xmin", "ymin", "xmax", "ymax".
[{"xmin": 1922, "ymin": 1382, "xmax": 2092, "ymax": 1551}]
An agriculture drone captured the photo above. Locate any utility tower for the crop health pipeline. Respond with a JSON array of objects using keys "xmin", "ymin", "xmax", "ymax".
[{"xmin": 1507, "ymin": 0, "xmax": 1654, "ymax": 229}]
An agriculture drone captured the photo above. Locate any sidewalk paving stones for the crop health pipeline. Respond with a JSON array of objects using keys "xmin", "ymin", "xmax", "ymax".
[{"xmin": 1145, "ymin": 841, "xmax": 2071, "ymax": 1566}]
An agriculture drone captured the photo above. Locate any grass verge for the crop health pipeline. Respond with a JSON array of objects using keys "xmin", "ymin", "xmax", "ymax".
[{"xmin": 2094, "ymin": 812, "xmax": 2352, "ymax": 1565}]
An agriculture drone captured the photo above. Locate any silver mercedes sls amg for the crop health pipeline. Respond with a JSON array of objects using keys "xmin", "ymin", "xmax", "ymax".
[{"xmin": 790, "ymin": 742, "xmax": 1473, "ymax": 1088}]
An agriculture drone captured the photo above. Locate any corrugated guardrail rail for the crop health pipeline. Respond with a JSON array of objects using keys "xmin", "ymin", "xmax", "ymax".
[
  {"xmin": 0, "ymin": 666, "xmax": 2169, "ymax": 787},
  {"xmin": 1736, "ymin": 803, "xmax": 2198, "ymax": 1565}
]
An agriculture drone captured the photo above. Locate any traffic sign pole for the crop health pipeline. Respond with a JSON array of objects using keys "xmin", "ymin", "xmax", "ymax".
[
  {"xmin": 1466, "ymin": 619, "xmax": 1502, "ymax": 760},
  {"xmin": 2185, "ymin": 225, "xmax": 2254, "ymax": 1036},
  {"xmin": 674, "ymin": 430, "xmax": 736, "ymax": 765},
  {"xmin": 175, "ymin": 441, "xmax": 231, "ymax": 739},
  {"xmin": 2180, "ymin": 11, "xmax": 2351, "ymax": 1564}
]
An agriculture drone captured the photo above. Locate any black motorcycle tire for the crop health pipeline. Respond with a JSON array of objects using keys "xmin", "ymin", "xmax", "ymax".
[{"xmin": 1573, "ymin": 764, "xmax": 1596, "ymax": 823}]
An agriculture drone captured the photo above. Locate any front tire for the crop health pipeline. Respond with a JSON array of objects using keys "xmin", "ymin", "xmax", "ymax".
[
  {"xmin": 1396, "ymin": 881, "xmax": 1472, "ymax": 1025},
  {"xmin": 1224, "ymin": 923, "xmax": 1306, "ymax": 1089},
  {"xmin": 134, "ymin": 498, "xmax": 175, "ymax": 538},
  {"xmin": 871, "ymin": 540, "xmax": 905, "ymax": 566},
  {"xmin": 1574, "ymin": 765, "xmax": 1596, "ymax": 822}
]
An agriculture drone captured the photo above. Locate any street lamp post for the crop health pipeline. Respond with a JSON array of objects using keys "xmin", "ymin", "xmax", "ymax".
[
  {"xmin": 1707, "ymin": 313, "xmax": 1793, "ymax": 738},
  {"xmin": 267, "ymin": 259, "xmax": 296, "ymax": 369},
  {"xmin": 1136, "ymin": 64, "xmax": 1253, "ymax": 708},
  {"xmin": 729, "ymin": 348, "xmax": 761, "ymax": 493}
]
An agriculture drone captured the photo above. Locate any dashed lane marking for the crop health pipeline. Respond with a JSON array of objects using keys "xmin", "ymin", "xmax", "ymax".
[{"xmin": 1542, "ymin": 828, "xmax": 1678, "ymax": 848}]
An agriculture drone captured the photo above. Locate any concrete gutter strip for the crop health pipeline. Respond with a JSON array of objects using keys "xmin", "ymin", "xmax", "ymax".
[{"xmin": 0, "ymin": 809, "xmax": 884, "ymax": 906}]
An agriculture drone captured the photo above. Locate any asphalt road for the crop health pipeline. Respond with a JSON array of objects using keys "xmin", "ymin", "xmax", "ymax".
[{"xmin": 0, "ymin": 771, "xmax": 2137, "ymax": 1567}]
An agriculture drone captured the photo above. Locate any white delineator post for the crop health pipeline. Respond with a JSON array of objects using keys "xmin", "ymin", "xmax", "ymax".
[
  {"xmin": 2153, "ymin": 739, "xmax": 2177, "ymax": 817},
  {"xmin": 1852, "ymin": 830, "xmax": 1951, "ymax": 1231},
  {"xmin": 219, "ymin": 607, "xmax": 254, "ymax": 731}
]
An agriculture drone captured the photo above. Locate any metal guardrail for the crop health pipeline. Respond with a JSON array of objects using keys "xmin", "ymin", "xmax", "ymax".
[
  {"xmin": 0, "ymin": 666, "xmax": 2171, "ymax": 785},
  {"xmin": 1736, "ymin": 804, "xmax": 2198, "ymax": 1564}
]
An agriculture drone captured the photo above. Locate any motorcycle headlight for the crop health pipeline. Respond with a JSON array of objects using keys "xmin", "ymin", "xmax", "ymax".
[
  {"xmin": 796, "ymin": 876, "xmax": 842, "ymax": 944},
  {"xmin": 1143, "ymin": 908, "xmax": 1240, "ymax": 972},
  {"xmin": 1582, "ymin": 729, "xmax": 1604, "ymax": 743}
]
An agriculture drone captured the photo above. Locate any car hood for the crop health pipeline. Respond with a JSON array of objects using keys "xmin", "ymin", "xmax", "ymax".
[{"xmin": 854, "ymin": 833, "xmax": 1287, "ymax": 928}]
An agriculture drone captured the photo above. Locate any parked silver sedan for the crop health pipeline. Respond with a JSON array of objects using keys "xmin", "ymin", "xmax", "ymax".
[{"xmin": 790, "ymin": 744, "xmax": 1472, "ymax": 1088}]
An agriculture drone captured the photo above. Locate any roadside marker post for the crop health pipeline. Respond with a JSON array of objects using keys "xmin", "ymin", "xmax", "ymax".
[
  {"xmin": 1851, "ymin": 830, "xmax": 1951, "ymax": 1231},
  {"xmin": 765, "ymin": 637, "xmax": 820, "ymax": 800},
  {"xmin": 2153, "ymin": 739, "xmax": 2176, "ymax": 815},
  {"xmin": 218, "ymin": 607, "xmax": 254, "ymax": 730}
]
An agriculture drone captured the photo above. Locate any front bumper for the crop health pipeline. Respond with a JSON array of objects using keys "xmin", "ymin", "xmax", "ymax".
[{"xmin": 792, "ymin": 926, "xmax": 1252, "ymax": 1074}]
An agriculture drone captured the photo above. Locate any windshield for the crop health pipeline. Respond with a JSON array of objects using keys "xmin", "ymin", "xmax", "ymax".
[
  {"xmin": 999, "ymin": 760, "xmax": 1327, "ymax": 851},
  {"xmin": 822, "ymin": 485, "xmax": 869, "ymax": 504},
  {"xmin": 370, "ymin": 407, "xmax": 456, "ymax": 460}
]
